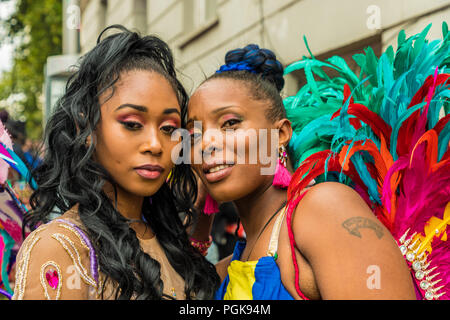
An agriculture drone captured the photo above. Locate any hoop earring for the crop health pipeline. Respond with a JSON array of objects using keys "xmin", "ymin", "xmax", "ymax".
[{"xmin": 272, "ymin": 145, "xmax": 292, "ymax": 189}]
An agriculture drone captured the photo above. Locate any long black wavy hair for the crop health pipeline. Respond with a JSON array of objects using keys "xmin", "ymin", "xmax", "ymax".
[{"xmin": 24, "ymin": 25, "xmax": 220, "ymax": 300}]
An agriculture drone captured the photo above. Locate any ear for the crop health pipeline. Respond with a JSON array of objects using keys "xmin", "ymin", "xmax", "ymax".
[
  {"xmin": 274, "ymin": 118, "xmax": 294, "ymax": 172},
  {"xmin": 275, "ymin": 118, "xmax": 292, "ymax": 148},
  {"xmin": 77, "ymin": 112, "xmax": 93, "ymax": 147}
]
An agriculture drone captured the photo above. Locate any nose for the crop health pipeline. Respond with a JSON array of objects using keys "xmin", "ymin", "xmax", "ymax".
[
  {"xmin": 201, "ymin": 129, "xmax": 224, "ymax": 159},
  {"xmin": 139, "ymin": 128, "xmax": 162, "ymax": 156}
]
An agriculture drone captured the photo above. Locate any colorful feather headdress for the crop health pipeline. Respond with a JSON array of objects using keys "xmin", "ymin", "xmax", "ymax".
[
  {"xmin": 284, "ymin": 22, "xmax": 450, "ymax": 300},
  {"xmin": 0, "ymin": 120, "xmax": 35, "ymax": 300}
]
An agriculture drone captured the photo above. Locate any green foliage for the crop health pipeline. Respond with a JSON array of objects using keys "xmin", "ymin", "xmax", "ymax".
[{"xmin": 0, "ymin": 0, "xmax": 62, "ymax": 140}]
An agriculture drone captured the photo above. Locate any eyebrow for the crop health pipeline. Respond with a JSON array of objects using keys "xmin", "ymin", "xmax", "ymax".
[
  {"xmin": 211, "ymin": 105, "xmax": 238, "ymax": 115},
  {"xmin": 115, "ymin": 104, "xmax": 180, "ymax": 115},
  {"xmin": 115, "ymin": 104, "xmax": 148, "ymax": 112},
  {"xmin": 187, "ymin": 105, "xmax": 239, "ymax": 125},
  {"xmin": 163, "ymin": 108, "xmax": 181, "ymax": 115}
]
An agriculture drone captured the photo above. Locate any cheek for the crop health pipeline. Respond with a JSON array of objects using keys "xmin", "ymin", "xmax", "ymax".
[
  {"xmin": 95, "ymin": 139, "xmax": 125, "ymax": 172},
  {"xmin": 94, "ymin": 123, "xmax": 132, "ymax": 170},
  {"xmin": 162, "ymin": 138, "xmax": 179, "ymax": 166},
  {"xmin": 230, "ymin": 130, "xmax": 262, "ymax": 165},
  {"xmin": 213, "ymin": 133, "xmax": 271, "ymax": 197}
]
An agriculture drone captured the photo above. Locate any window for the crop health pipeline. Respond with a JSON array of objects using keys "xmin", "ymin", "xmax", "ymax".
[
  {"xmin": 183, "ymin": 0, "xmax": 218, "ymax": 33},
  {"xmin": 195, "ymin": 0, "xmax": 217, "ymax": 28}
]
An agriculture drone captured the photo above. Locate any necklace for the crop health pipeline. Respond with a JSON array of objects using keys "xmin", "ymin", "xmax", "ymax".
[{"xmin": 243, "ymin": 200, "xmax": 287, "ymax": 262}]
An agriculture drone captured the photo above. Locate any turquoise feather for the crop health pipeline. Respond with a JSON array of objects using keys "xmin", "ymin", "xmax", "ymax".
[{"xmin": 284, "ymin": 22, "xmax": 450, "ymax": 187}]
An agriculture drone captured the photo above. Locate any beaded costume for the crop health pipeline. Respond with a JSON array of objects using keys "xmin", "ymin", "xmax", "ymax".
[{"xmin": 11, "ymin": 206, "xmax": 186, "ymax": 300}]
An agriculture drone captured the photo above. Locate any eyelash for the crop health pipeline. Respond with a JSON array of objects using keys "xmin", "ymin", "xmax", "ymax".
[
  {"xmin": 120, "ymin": 121, "xmax": 142, "ymax": 131},
  {"xmin": 160, "ymin": 125, "xmax": 177, "ymax": 135},
  {"xmin": 189, "ymin": 119, "xmax": 242, "ymax": 144},
  {"xmin": 120, "ymin": 121, "xmax": 178, "ymax": 135},
  {"xmin": 222, "ymin": 118, "xmax": 242, "ymax": 129}
]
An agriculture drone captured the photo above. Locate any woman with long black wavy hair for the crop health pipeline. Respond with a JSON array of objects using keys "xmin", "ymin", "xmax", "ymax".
[{"xmin": 11, "ymin": 25, "xmax": 220, "ymax": 300}]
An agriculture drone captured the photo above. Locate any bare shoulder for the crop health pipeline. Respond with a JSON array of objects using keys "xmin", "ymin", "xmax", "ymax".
[
  {"xmin": 215, "ymin": 254, "xmax": 233, "ymax": 282},
  {"xmin": 293, "ymin": 182, "xmax": 381, "ymax": 235},
  {"xmin": 289, "ymin": 182, "xmax": 415, "ymax": 299},
  {"xmin": 291, "ymin": 181, "xmax": 391, "ymax": 253},
  {"xmin": 297, "ymin": 181, "xmax": 372, "ymax": 216}
]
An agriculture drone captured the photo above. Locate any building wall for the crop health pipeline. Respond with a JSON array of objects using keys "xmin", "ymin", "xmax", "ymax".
[
  {"xmin": 80, "ymin": 0, "xmax": 147, "ymax": 50},
  {"xmin": 80, "ymin": 0, "xmax": 450, "ymax": 96},
  {"xmin": 80, "ymin": 0, "xmax": 107, "ymax": 52}
]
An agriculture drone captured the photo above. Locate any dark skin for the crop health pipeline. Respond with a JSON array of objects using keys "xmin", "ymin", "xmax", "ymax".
[
  {"xmin": 188, "ymin": 78, "xmax": 416, "ymax": 299},
  {"xmin": 93, "ymin": 70, "xmax": 182, "ymax": 239}
]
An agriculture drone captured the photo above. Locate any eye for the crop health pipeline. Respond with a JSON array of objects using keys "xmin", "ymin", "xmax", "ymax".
[
  {"xmin": 222, "ymin": 118, "xmax": 242, "ymax": 129},
  {"xmin": 120, "ymin": 121, "xmax": 142, "ymax": 130},
  {"xmin": 160, "ymin": 125, "xmax": 177, "ymax": 135}
]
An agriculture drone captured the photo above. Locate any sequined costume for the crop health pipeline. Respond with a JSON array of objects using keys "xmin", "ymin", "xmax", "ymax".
[{"xmin": 11, "ymin": 205, "xmax": 186, "ymax": 300}]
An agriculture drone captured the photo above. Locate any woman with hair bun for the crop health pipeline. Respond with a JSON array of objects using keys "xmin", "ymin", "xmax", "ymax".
[
  {"xmin": 188, "ymin": 44, "xmax": 416, "ymax": 300},
  {"xmin": 12, "ymin": 25, "xmax": 219, "ymax": 300}
]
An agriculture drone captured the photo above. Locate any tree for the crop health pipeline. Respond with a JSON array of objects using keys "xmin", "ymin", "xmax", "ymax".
[{"xmin": 0, "ymin": 0, "xmax": 62, "ymax": 140}]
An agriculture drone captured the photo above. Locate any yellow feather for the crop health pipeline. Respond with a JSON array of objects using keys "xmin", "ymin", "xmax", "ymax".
[{"xmin": 418, "ymin": 202, "xmax": 450, "ymax": 253}]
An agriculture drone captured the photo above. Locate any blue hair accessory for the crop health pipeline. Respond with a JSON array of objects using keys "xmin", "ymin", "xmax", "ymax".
[{"xmin": 215, "ymin": 61, "xmax": 257, "ymax": 74}]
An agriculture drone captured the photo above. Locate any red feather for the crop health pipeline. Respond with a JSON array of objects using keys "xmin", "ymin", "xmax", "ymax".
[
  {"xmin": 408, "ymin": 74, "xmax": 450, "ymax": 109},
  {"xmin": 397, "ymin": 73, "xmax": 449, "ymax": 156},
  {"xmin": 433, "ymin": 114, "xmax": 450, "ymax": 136},
  {"xmin": 347, "ymin": 103, "xmax": 392, "ymax": 149},
  {"xmin": 331, "ymin": 85, "xmax": 362, "ymax": 131}
]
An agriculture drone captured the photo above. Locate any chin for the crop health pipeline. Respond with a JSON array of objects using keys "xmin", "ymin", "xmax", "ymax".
[
  {"xmin": 124, "ymin": 179, "xmax": 167, "ymax": 198},
  {"xmin": 132, "ymin": 188, "xmax": 161, "ymax": 198},
  {"xmin": 203, "ymin": 174, "xmax": 249, "ymax": 203}
]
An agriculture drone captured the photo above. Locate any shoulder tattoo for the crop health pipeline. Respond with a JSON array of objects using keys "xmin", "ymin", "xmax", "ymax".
[{"xmin": 341, "ymin": 216, "xmax": 384, "ymax": 239}]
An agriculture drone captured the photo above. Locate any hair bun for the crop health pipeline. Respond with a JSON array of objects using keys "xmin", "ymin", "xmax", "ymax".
[{"xmin": 222, "ymin": 44, "xmax": 284, "ymax": 92}]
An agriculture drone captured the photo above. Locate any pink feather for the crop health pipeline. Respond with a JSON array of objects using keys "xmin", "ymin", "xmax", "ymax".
[
  {"xmin": 389, "ymin": 142, "xmax": 449, "ymax": 238},
  {"xmin": 203, "ymin": 193, "xmax": 219, "ymax": 216},
  {"xmin": 380, "ymin": 156, "xmax": 408, "ymax": 220},
  {"xmin": 0, "ymin": 121, "xmax": 13, "ymax": 184},
  {"xmin": 0, "ymin": 218, "xmax": 22, "ymax": 243},
  {"xmin": 0, "ymin": 235, "xmax": 4, "ymax": 271},
  {"xmin": 272, "ymin": 159, "xmax": 292, "ymax": 189}
]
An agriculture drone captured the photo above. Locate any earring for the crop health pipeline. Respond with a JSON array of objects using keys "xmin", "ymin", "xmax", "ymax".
[
  {"xmin": 272, "ymin": 145, "xmax": 292, "ymax": 189},
  {"xmin": 203, "ymin": 193, "xmax": 219, "ymax": 216},
  {"xmin": 85, "ymin": 135, "xmax": 92, "ymax": 147}
]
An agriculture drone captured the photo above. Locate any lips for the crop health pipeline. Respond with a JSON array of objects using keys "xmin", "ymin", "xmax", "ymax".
[
  {"xmin": 203, "ymin": 163, "xmax": 234, "ymax": 183},
  {"xmin": 134, "ymin": 164, "xmax": 164, "ymax": 180}
]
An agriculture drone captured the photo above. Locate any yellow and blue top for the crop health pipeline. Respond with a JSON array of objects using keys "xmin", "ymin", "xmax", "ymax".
[{"xmin": 215, "ymin": 206, "xmax": 295, "ymax": 300}]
